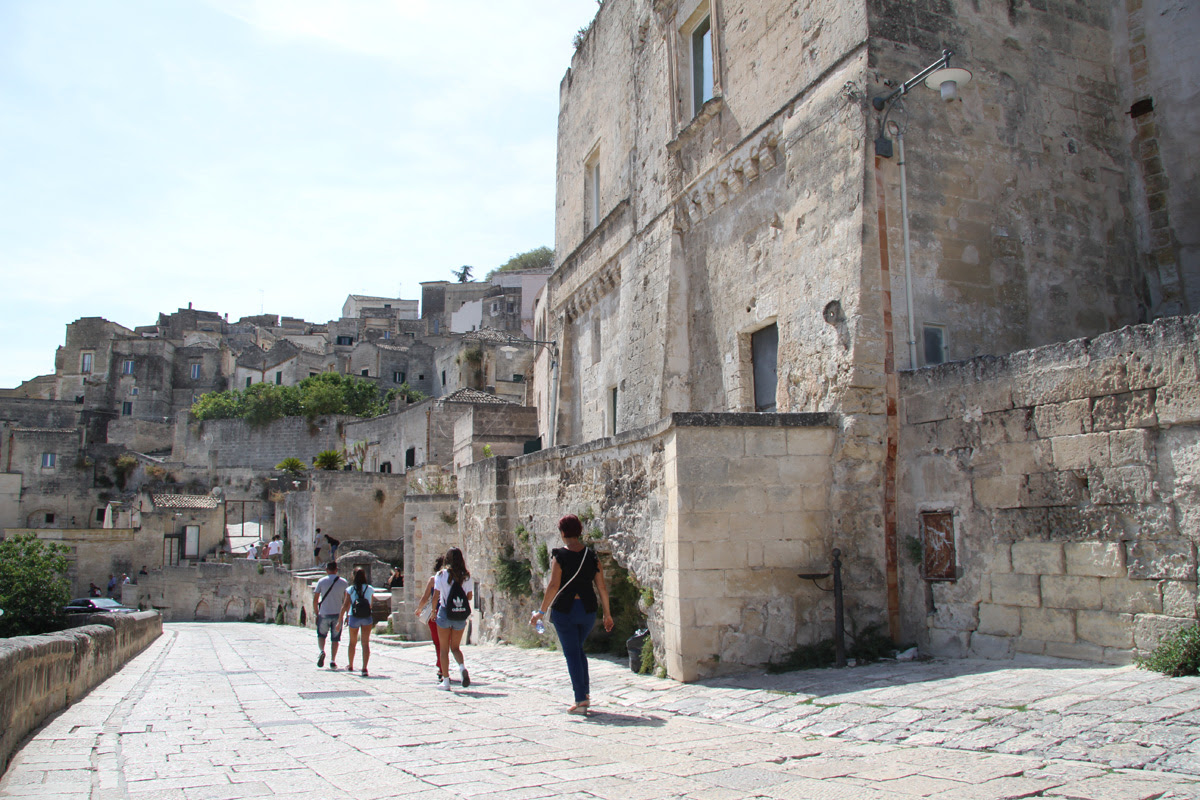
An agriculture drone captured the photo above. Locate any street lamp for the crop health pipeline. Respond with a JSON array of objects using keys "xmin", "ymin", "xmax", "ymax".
[
  {"xmin": 498, "ymin": 336, "xmax": 560, "ymax": 449},
  {"xmin": 872, "ymin": 49, "xmax": 973, "ymax": 369}
]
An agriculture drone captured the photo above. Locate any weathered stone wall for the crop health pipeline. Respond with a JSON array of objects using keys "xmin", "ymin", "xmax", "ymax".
[
  {"xmin": 277, "ymin": 471, "xmax": 407, "ymax": 570},
  {"xmin": 126, "ymin": 560, "xmax": 293, "ymax": 622},
  {"xmin": 452, "ymin": 405, "xmax": 539, "ymax": 471},
  {"xmin": 898, "ymin": 315, "xmax": 1200, "ymax": 663},
  {"xmin": 0, "ymin": 611, "xmax": 161, "ymax": 773},
  {"xmin": 459, "ymin": 412, "xmax": 854, "ymax": 682},
  {"xmin": 396, "ymin": 484, "xmax": 461, "ymax": 640},
  {"xmin": 106, "ymin": 417, "xmax": 175, "ymax": 454},
  {"xmin": 172, "ymin": 414, "xmax": 352, "ymax": 471}
]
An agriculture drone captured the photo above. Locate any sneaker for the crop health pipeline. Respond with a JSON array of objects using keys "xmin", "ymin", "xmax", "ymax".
[
  {"xmin": 330, "ymin": 662, "xmax": 337, "ymax": 670},
  {"xmin": 438, "ymin": 677, "xmax": 451, "ymax": 691},
  {"xmin": 361, "ymin": 667, "xmax": 368, "ymax": 677},
  {"xmin": 460, "ymin": 667, "xmax": 470, "ymax": 688},
  {"xmin": 317, "ymin": 652, "xmax": 325, "ymax": 668}
]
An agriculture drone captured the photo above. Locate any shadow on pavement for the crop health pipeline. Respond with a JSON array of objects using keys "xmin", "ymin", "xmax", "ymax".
[{"xmin": 579, "ymin": 711, "xmax": 667, "ymax": 728}]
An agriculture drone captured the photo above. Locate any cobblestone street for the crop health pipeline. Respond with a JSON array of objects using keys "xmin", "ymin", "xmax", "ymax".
[{"xmin": 3, "ymin": 623, "xmax": 1200, "ymax": 799}]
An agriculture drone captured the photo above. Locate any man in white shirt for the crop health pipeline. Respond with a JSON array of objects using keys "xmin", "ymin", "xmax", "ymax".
[
  {"xmin": 267, "ymin": 535, "xmax": 283, "ymax": 566},
  {"xmin": 312, "ymin": 562, "xmax": 348, "ymax": 669}
]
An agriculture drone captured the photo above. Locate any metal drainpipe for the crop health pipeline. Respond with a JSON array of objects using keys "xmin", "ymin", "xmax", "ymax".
[
  {"xmin": 895, "ymin": 126, "xmax": 919, "ymax": 370},
  {"xmin": 548, "ymin": 347, "xmax": 560, "ymax": 449}
]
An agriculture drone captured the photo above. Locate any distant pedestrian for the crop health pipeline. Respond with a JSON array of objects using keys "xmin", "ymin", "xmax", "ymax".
[
  {"xmin": 314, "ymin": 528, "xmax": 322, "ymax": 563},
  {"xmin": 246, "ymin": 545, "xmax": 256, "ymax": 560},
  {"xmin": 313, "ymin": 562, "xmax": 348, "ymax": 670},
  {"xmin": 139, "ymin": 565, "xmax": 148, "ymax": 576},
  {"xmin": 106, "ymin": 574, "xmax": 117, "ymax": 598},
  {"xmin": 432, "ymin": 548, "xmax": 473, "ymax": 691},
  {"xmin": 268, "ymin": 535, "xmax": 283, "ymax": 566},
  {"xmin": 531, "ymin": 514, "xmax": 613, "ymax": 714},
  {"xmin": 414, "ymin": 556, "xmax": 445, "ymax": 683},
  {"xmin": 388, "ymin": 567, "xmax": 403, "ymax": 589},
  {"xmin": 341, "ymin": 567, "xmax": 375, "ymax": 677},
  {"xmin": 324, "ymin": 533, "xmax": 341, "ymax": 561},
  {"xmin": 88, "ymin": 582, "xmax": 101, "ymax": 597}
]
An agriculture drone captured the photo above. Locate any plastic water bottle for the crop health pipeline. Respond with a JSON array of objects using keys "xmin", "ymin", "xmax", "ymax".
[{"xmin": 535, "ymin": 615, "xmax": 545, "ymax": 635}]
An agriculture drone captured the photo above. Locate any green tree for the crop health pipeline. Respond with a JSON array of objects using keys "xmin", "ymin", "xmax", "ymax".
[
  {"xmin": 486, "ymin": 246, "xmax": 554, "ymax": 281},
  {"xmin": 313, "ymin": 450, "xmax": 346, "ymax": 471},
  {"xmin": 0, "ymin": 534, "xmax": 72, "ymax": 637}
]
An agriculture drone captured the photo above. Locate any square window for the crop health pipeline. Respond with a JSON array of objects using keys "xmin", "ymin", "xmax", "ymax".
[
  {"xmin": 41, "ymin": 452, "xmax": 57, "ymax": 468},
  {"xmin": 393, "ymin": 371, "xmax": 406, "ymax": 383},
  {"xmin": 122, "ymin": 401, "xmax": 133, "ymax": 416},
  {"xmin": 131, "ymin": 387, "xmax": 138, "ymax": 396},
  {"xmin": 361, "ymin": 368, "xmax": 369, "ymax": 376},
  {"xmin": 584, "ymin": 152, "xmax": 601, "ymax": 231},
  {"xmin": 45, "ymin": 512, "xmax": 55, "ymax": 524},
  {"xmin": 923, "ymin": 325, "xmax": 947, "ymax": 366},
  {"xmin": 383, "ymin": 331, "xmax": 391, "ymax": 339},
  {"xmin": 691, "ymin": 15, "xmax": 714, "ymax": 116},
  {"xmin": 751, "ymin": 324, "xmax": 779, "ymax": 412},
  {"xmin": 418, "ymin": 374, "xmax": 425, "ymax": 381},
  {"xmin": 122, "ymin": 359, "xmax": 135, "ymax": 375},
  {"xmin": 95, "ymin": 508, "xmax": 106, "ymax": 523}
]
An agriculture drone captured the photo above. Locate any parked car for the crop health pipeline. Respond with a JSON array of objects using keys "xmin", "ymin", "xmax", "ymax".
[{"xmin": 63, "ymin": 598, "xmax": 137, "ymax": 614}]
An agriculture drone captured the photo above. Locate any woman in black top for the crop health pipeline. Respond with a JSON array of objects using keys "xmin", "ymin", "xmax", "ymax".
[{"xmin": 531, "ymin": 514, "xmax": 613, "ymax": 713}]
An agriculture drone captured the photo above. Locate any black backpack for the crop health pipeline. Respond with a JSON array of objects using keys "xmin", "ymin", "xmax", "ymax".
[
  {"xmin": 445, "ymin": 579, "xmax": 471, "ymax": 621},
  {"xmin": 351, "ymin": 585, "xmax": 371, "ymax": 618}
]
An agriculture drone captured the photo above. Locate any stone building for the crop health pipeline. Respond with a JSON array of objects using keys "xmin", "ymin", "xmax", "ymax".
[{"xmin": 446, "ymin": 0, "xmax": 1200, "ymax": 680}]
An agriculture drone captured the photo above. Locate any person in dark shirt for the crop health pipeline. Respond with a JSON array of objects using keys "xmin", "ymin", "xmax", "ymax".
[
  {"xmin": 324, "ymin": 533, "xmax": 341, "ymax": 560},
  {"xmin": 388, "ymin": 568, "xmax": 404, "ymax": 589},
  {"xmin": 531, "ymin": 514, "xmax": 613, "ymax": 714}
]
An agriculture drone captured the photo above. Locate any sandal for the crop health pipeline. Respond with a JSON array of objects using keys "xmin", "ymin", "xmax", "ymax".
[{"xmin": 361, "ymin": 667, "xmax": 368, "ymax": 677}]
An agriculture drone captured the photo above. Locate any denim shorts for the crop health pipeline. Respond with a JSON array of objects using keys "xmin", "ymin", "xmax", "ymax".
[
  {"xmin": 347, "ymin": 616, "xmax": 374, "ymax": 629},
  {"xmin": 435, "ymin": 607, "xmax": 468, "ymax": 631},
  {"xmin": 316, "ymin": 614, "xmax": 341, "ymax": 641}
]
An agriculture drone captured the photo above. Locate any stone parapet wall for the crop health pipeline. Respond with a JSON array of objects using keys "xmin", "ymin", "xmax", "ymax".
[
  {"xmin": 125, "ymin": 560, "xmax": 294, "ymax": 622},
  {"xmin": 172, "ymin": 414, "xmax": 352, "ymax": 470},
  {"xmin": 0, "ymin": 611, "xmax": 161, "ymax": 773},
  {"xmin": 898, "ymin": 315, "xmax": 1200, "ymax": 663}
]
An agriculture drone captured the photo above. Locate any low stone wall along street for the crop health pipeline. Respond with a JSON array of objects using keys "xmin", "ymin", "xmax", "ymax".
[{"xmin": 0, "ymin": 611, "xmax": 162, "ymax": 773}]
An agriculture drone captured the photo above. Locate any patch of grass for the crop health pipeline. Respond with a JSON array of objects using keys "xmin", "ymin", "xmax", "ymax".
[
  {"xmin": 583, "ymin": 556, "xmax": 644, "ymax": 657},
  {"xmin": 1136, "ymin": 625, "xmax": 1200, "ymax": 677},
  {"xmin": 536, "ymin": 543, "xmax": 550, "ymax": 572},
  {"xmin": 639, "ymin": 634, "xmax": 656, "ymax": 675}
]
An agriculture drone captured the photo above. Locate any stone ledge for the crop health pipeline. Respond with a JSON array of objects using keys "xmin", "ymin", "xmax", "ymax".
[{"xmin": 0, "ymin": 611, "xmax": 161, "ymax": 773}]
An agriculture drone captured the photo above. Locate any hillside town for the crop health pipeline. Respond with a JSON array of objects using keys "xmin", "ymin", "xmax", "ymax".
[{"xmin": 1, "ymin": 0, "xmax": 1197, "ymax": 689}]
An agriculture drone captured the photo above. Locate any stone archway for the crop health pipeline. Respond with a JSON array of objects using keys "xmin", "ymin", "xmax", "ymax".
[
  {"xmin": 252, "ymin": 599, "xmax": 266, "ymax": 621},
  {"xmin": 194, "ymin": 600, "xmax": 210, "ymax": 620},
  {"xmin": 224, "ymin": 598, "xmax": 245, "ymax": 620}
]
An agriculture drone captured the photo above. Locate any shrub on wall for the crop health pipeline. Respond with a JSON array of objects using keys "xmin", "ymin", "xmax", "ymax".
[
  {"xmin": 1137, "ymin": 626, "xmax": 1200, "ymax": 677},
  {"xmin": 494, "ymin": 544, "xmax": 533, "ymax": 597}
]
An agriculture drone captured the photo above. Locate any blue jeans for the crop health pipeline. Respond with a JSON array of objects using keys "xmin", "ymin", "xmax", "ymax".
[{"xmin": 551, "ymin": 599, "xmax": 596, "ymax": 703}]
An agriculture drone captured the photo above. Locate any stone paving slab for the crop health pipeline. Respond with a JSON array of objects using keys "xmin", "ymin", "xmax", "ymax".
[{"xmin": 2, "ymin": 623, "xmax": 1200, "ymax": 799}]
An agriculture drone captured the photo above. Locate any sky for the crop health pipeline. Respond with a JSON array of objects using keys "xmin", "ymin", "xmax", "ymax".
[{"xmin": 0, "ymin": 0, "xmax": 602, "ymax": 388}]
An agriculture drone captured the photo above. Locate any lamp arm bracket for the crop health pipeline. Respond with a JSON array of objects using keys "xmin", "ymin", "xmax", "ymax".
[{"xmin": 872, "ymin": 49, "xmax": 954, "ymax": 111}]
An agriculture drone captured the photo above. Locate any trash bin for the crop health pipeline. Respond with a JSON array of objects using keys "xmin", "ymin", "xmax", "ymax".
[{"xmin": 627, "ymin": 628, "xmax": 649, "ymax": 673}]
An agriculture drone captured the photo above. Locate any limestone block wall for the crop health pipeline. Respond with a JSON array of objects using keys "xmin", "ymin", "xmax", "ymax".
[
  {"xmin": 278, "ymin": 471, "xmax": 406, "ymax": 570},
  {"xmin": 126, "ymin": 560, "xmax": 293, "ymax": 622},
  {"xmin": 171, "ymin": 414, "xmax": 352, "ymax": 471},
  {"xmin": 459, "ymin": 412, "xmax": 849, "ymax": 682},
  {"xmin": 397, "ymin": 489, "xmax": 460, "ymax": 641},
  {"xmin": 898, "ymin": 315, "xmax": 1200, "ymax": 663},
  {"xmin": 106, "ymin": 417, "xmax": 174, "ymax": 454},
  {"xmin": 0, "ymin": 611, "xmax": 161, "ymax": 773}
]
